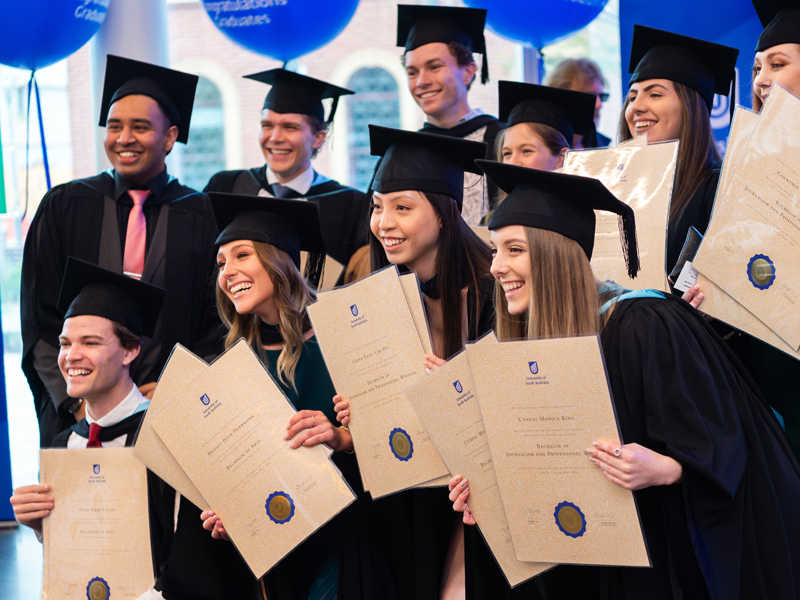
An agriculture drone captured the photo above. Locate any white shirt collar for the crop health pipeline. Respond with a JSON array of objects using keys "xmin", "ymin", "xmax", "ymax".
[
  {"xmin": 266, "ymin": 165, "xmax": 317, "ymax": 195},
  {"xmin": 452, "ymin": 107, "xmax": 486, "ymax": 127},
  {"xmin": 86, "ymin": 383, "xmax": 147, "ymax": 427}
]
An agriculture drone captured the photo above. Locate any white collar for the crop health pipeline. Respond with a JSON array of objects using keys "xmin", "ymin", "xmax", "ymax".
[
  {"xmin": 86, "ymin": 383, "xmax": 146, "ymax": 427},
  {"xmin": 454, "ymin": 107, "xmax": 486, "ymax": 126},
  {"xmin": 266, "ymin": 165, "xmax": 317, "ymax": 195}
]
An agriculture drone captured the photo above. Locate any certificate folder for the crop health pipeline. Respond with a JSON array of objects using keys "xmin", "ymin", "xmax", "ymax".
[
  {"xmin": 467, "ymin": 335, "xmax": 650, "ymax": 566},
  {"xmin": 148, "ymin": 340, "xmax": 356, "ymax": 578}
]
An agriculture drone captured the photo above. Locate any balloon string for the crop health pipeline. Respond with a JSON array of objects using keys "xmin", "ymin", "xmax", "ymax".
[
  {"xmin": 24, "ymin": 73, "xmax": 32, "ymax": 221},
  {"xmin": 34, "ymin": 77, "xmax": 51, "ymax": 191}
]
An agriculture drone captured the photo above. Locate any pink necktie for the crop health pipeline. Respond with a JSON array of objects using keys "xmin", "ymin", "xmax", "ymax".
[
  {"xmin": 87, "ymin": 423, "xmax": 103, "ymax": 448},
  {"xmin": 123, "ymin": 189, "xmax": 151, "ymax": 279}
]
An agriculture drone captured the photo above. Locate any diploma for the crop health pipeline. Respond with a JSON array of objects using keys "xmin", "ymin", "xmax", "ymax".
[
  {"xmin": 41, "ymin": 448, "xmax": 153, "ymax": 600},
  {"xmin": 467, "ymin": 335, "xmax": 650, "ymax": 566},
  {"xmin": 563, "ymin": 140, "xmax": 678, "ymax": 291},
  {"xmin": 716, "ymin": 106, "xmax": 758, "ymax": 202},
  {"xmin": 133, "ymin": 344, "xmax": 209, "ymax": 510},
  {"xmin": 399, "ymin": 271, "xmax": 434, "ymax": 356},
  {"xmin": 149, "ymin": 339, "xmax": 355, "ymax": 577},
  {"xmin": 405, "ymin": 333, "xmax": 554, "ymax": 586},
  {"xmin": 307, "ymin": 266, "xmax": 449, "ymax": 498},
  {"xmin": 694, "ymin": 84, "xmax": 800, "ymax": 350}
]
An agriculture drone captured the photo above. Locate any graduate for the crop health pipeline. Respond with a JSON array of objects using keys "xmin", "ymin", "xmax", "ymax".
[
  {"xmin": 452, "ymin": 161, "xmax": 800, "ymax": 600},
  {"xmin": 11, "ymin": 258, "xmax": 261, "ymax": 600},
  {"xmin": 495, "ymin": 82, "xmax": 597, "ymax": 171},
  {"xmin": 397, "ymin": 5, "xmax": 500, "ymax": 225},
  {"xmin": 752, "ymin": 0, "xmax": 800, "ymax": 112},
  {"xmin": 21, "ymin": 55, "xmax": 222, "ymax": 448},
  {"xmin": 618, "ymin": 26, "xmax": 738, "ymax": 274},
  {"xmin": 334, "ymin": 125, "xmax": 493, "ymax": 600},
  {"xmin": 204, "ymin": 69, "xmax": 369, "ymax": 271},
  {"xmin": 200, "ymin": 194, "xmax": 361, "ymax": 600}
]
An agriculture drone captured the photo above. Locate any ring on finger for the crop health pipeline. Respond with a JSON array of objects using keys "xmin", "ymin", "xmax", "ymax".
[
  {"xmin": 311, "ymin": 415, "xmax": 316, "ymax": 427},
  {"xmin": 614, "ymin": 447, "xmax": 622, "ymax": 457}
]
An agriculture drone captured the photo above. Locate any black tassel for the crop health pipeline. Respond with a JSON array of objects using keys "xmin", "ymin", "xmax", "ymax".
[
  {"xmin": 328, "ymin": 96, "xmax": 340, "ymax": 124},
  {"xmin": 304, "ymin": 251, "xmax": 326, "ymax": 290},
  {"xmin": 618, "ymin": 208, "xmax": 640, "ymax": 279},
  {"xmin": 481, "ymin": 51, "xmax": 489, "ymax": 85}
]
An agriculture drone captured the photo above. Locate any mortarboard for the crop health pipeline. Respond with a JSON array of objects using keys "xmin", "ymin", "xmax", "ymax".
[
  {"xmin": 481, "ymin": 160, "xmax": 640, "ymax": 279},
  {"xmin": 499, "ymin": 81, "xmax": 597, "ymax": 142},
  {"xmin": 98, "ymin": 55, "xmax": 198, "ymax": 145},
  {"xmin": 57, "ymin": 257, "xmax": 166, "ymax": 339},
  {"xmin": 752, "ymin": 0, "xmax": 800, "ymax": 52},
  {"xmin": 369, "ymin": 125, "xmax": 487, "ymax": 212},
  {"xmin": 397, "ymin": 5, "xmax": 489, "ymax": 85},
  {"xmin": 628, "ymin": 25, "xmax": 739, "ymax": 111},
  {"xmin": 244, "ymin": 69, "xmax": 354, "ymax": 124},
  {"xmin": 210, "ymin": 193, "xmax": 327, "ymax": 288}
]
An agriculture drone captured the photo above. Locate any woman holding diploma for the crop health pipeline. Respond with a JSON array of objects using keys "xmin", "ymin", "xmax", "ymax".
[
  {"xmin": 202, "ymin": 194, "xmax": 358, "ymax": 600},
  {"xmin": 334, "ymin": 126, "xmax": 494, "ymax": 599},
  {"xmin": 618, "ymin": 26, "xmax": 738, "ymax": 274},
  {"xmin": 452, "ymin": 161, "xmax": 800, "ymax": 599}
]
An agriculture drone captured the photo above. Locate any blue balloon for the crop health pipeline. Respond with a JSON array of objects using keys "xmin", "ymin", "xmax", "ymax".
[
  {"xmin": 465, "ymin": 0, "xmax": 609, "ymax": 50},
  {"xmin": 203, "ymin": 0, "xmax": 359, "ymax": 63},
  {"xmin": 0, "ymin": 0, "xmax": 108, "ymax": 71}
]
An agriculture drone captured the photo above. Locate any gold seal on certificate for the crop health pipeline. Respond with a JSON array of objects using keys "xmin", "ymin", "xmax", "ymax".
[
  {"xmin": 266, "ymin": 491, "xmax": 295, "ymax": 524},
  {"xmin": 555, "ymin": 502, "xmax": 586, "ymax": 537},
  {"xmin": 87, "ymin": 576, "xmax": 110, "ymax": 599},
  {"xmin": 390, "ymin": 428, "xmax": 413, "ymax": 461},
  {"xmin": 748, "ymin": 255, "xmax": 775, "ymax": 290}
]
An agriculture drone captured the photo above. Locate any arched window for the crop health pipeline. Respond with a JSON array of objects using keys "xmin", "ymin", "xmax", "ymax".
[
  {"xmin": 347, "ymin": 68, "xmax": 400, "ymax": 191},
  {"xmin": 179, "ymin": 76, "xmax": 225, "ymax": 191}
]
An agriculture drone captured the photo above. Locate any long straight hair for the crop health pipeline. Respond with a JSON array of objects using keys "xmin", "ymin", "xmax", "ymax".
[
  {"xmin": 369, "ymin": 191, "xmax": 492, "ymax": 359},
  {"xmin": 618, "ymin": 81, "xmax": 721, "ymax": 226},
  {"xmin": 216, "ymin": 242, "xmax": 315, "ymax": 389}
]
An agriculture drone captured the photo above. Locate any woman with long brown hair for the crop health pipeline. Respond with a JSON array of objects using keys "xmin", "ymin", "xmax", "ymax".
[
  {"xmin": 335, "ymin": 125, "xmax": 494, "ymax": 599},
  {"xmin": 200, "ymin": 194, "xmax": 359, "ymax": 600},
  {"xmin": 618, "ymin": 26, "xmax": 739, "ymax": 275},
  {"xmin": 452, "ymin": 161, "xmax": 800, "ymax": 599}
]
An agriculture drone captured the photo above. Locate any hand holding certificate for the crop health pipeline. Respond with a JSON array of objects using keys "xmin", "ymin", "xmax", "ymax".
[
  {"xmin": 41, "ymin": 448, "xmax": 153, "ymax": 600},
  {"xmin": 149, "ymin": 340, "xmax": 355, "ymax": 578},
  {"xmin": 307, "ymin": 266, "xmax": 449, "ymax": 498},
  {"xmin": 467, "ymin": 335, "xmax": 650, "ymax": 566},
  {"xmin": 405, "ymin": 333, "xmax": 554, "ymax": 587}
]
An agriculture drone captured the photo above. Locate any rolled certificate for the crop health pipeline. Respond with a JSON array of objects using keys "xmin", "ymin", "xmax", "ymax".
[{"xmin": 41, "ymin": 448, "xmax": 153, "ymax": 600}]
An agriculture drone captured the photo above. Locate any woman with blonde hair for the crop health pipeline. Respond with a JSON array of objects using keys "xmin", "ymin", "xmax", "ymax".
[
  {"xmin": 619, "ymin": 26, "xmax": 738, "ymax": 274},
  {"xmin": 201, "ymin": 193, "xmax": 359, "ymax": 600},
  {"xmin": 452, "ymin": 161, "xmax": 800, "ymax": 599}
]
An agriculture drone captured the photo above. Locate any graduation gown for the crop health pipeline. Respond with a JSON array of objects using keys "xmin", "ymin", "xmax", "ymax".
[
  {"xmin": 21, "ymin": 170, "xmax": 222, "ymax": 447},
  {"xmin": 51, "ymin": 410, "xmax": 261, "ymax": 600},
  {"xmin": 204, "ymin": 167, "xmax": 370, "ymax": 268},
  {"xmin": 420, "ymin": 115, "xmax": 503, "ymax": 220},
  {"xmin": 666, "ymin": 168, "xmax": 720, "ymax": 275},
  {"xmin": 599, "ymin": 294, "xmax": 800, "ymax": 600}
]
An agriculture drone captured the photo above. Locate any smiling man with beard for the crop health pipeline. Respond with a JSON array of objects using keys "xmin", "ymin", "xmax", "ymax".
[{"xmin": 21, "ymin": 55, "xmax": 222, "ymax": 449}]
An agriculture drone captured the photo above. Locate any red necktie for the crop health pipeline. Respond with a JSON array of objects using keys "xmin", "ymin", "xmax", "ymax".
[
  {"xmin": 123, "ymin": 189, "xmax": 151, "ymax": 279},
  {"xmin": 87, "ymin": 423, "xmax": 103, "ymax": 448}
]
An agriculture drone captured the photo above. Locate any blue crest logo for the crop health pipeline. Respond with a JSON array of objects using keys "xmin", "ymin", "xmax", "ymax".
[
  {"xmin": 453, "ymin": 380, "xmax": 463, "ymax": 393},
  {"xmin": 200, "ymin": 393, "xmax": 211, "ymax": 406},
  {"xmin": 93, "ymin": 464, "xmax": 100, "ymax": 475},
  {"xmin": 616, "ymin": 163, "xmax": 624, "ymax": 173},
  {"xmin": 350, "ymin": 304, "xmax": 358, "ymax": 317},
  {"xmin": 528, "ymin": 361, "xmax": 539, "ymax": 375}
]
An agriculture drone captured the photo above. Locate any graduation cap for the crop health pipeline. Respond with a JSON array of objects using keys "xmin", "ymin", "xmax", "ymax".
[
  {"xmin": 628, "ymin": 25, "xmax": 739, "ymax": 111},
  {"xmin": 480, "ymin": 160, "xmax": 640, "ymax": 279},
  {"xmin": 244, "ymin": 69, "xmax": 354, "ymax": 124},
  {"xmin": 98, "ymin": 55, "xmax": 198, "ymax": 145},
  {"xmin": 397, "ymin": 5, "xmax": 489, "ymax": 85},
  {"xmin": 209, "ymin": 192, "xmax": 326, "ymax": 288},
  {"xmin": 753, "ymin": 0, "xmax": 800, "ymax": 52},
  {"xmin": 498, "ymin": 81, "xmax": 597, "ymax": 142},
  {"xmin": 369, "ymin": 125, "xmax": 488, "ymax": 212},
  {"xmin": 57, "ymin": 257, "xmax": 166, "ymax": 339}
]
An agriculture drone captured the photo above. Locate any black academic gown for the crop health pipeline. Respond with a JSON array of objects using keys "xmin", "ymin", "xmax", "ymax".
[
  {"xmin": 359, "ymin": 275, "xmax": 495, "ymax": 600},
  {"xmin": 598, "ymin": 294, "xmax": 800, "ymax": 600},
  {"xmin": 666, "ymin": 168, "xmax": 721, "ymax": 275},
  {"xmin": 420, "ymin": 115, "xmax": 503, "ymax": 212},
  {"xmin": 52, "ymin": 411, "xmax": 261, "ymax": 600},
  {"xmin": 21, "ymin": 169, "xmax": 222, "ymax": 447},
  {"xmin": 204, "ymin": 167, "xmax": 370, "ymax": 268}
]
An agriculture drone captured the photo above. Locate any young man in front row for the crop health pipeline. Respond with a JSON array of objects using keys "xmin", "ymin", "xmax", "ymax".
[{"xmin": 10, "ymin": 259, "xmax": 260, "ymax": 600}]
